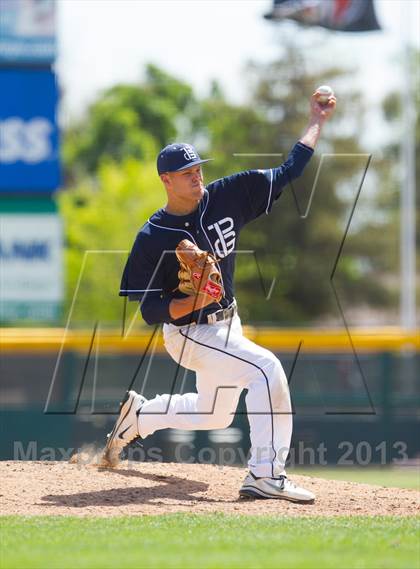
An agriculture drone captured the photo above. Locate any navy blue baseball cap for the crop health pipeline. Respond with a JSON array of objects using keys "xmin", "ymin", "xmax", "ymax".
[{"xmin": 157, "ymin": 143, "xmax": 212, "ymax": 175}]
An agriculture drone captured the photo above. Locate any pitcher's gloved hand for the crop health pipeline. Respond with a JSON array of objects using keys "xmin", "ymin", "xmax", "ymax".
[{"xmin": 175, "ymin": 239, "xmax": 224, "ymax": 303}]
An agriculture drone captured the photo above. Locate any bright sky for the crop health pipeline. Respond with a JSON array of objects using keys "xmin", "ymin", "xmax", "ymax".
[{"xmin": 57, "ymin": 0, "xmax": 419, "ymax": 125}]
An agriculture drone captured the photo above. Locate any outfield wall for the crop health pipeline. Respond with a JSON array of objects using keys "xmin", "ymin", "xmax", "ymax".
[{"xmin": 1, "ymin": 327, "xmax": 419, "ymax": 465}]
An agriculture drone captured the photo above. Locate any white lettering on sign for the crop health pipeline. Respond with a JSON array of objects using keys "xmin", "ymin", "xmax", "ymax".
[
  {"xmin": 0, "ymin": 117, "xmax": 53, "ymax": 163},
  {"xmin": 207, "ymin": 217, "xmax": 236, "ymax": 258}
]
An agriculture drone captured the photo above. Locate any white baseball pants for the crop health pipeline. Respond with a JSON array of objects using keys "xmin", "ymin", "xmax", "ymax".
[{"xmin": 137, "ymin": 315, "xmax": 292, "ymax": 478}]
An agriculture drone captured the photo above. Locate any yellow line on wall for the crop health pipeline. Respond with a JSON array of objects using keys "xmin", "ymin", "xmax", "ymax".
[{"xmin": 1, "ymin": 327, "xmax": 418, "ymax": 353}]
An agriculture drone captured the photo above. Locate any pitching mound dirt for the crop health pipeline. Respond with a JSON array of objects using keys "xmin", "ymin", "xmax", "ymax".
[{"xmin": 1, "ymin": 461, "xmax": 419, "ymax": 517}]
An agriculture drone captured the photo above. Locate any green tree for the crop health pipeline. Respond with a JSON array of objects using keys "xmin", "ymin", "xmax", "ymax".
[
  {"xmin": 59, "ymin": 50, "xmax": 396, "ymax": 326},
  {"xmin": 63, "ymin": 64, "xmax": 198, "ymax": 181},
  {"xmin": 200, "ymin": 44, "xmax": 390, "ymax": 325},
  {"xmin": 381, "ymin": 49, "xmax": 420, "ymax": 264},
  {"xmin": 57, "ymin": 159, "xmax": 165, "ymax": 324}
]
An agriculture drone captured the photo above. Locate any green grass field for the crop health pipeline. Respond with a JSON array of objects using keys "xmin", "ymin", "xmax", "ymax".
[
  {"xmin": 1, "ymin": 468, "xmax": 419, "ymax": 569},
  {"xmin": 1, "ymin": 515, "xmax": 419, "ymax": 569},
  {"xmin": 294, "ymin": 467, "xmax": 420, "ymax": 490}
]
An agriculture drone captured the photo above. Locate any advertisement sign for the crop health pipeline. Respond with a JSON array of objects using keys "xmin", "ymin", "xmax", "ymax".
[
  {"xmin": 0, "ymin": 0, "xmax": 56, "ymax": 63},
  {"xmin": 0, "ymin": 212, "xmax": 63, "ymax": 321},
  {"xmin": 0, "ymin": 69, "xmax": 60, "ymax": 191}
]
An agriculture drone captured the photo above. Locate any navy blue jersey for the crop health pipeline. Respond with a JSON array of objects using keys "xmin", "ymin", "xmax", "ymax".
[{"xmin": 120, "ymin": 141, "xmax": 313, "ymax": 325}]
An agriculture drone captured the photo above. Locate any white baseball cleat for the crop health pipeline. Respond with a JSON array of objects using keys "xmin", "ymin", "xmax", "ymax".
[
  {"xmin": 101, "ymin": 390, "xmax": 147, "ymax": 467},
  {"xmin": 239, "ymin": 472, "xmax": 315, "ymax": 503}
]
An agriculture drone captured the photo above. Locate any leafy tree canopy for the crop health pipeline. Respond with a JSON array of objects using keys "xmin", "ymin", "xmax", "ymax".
[
  {"xmin": 59, "ymin": 46, "xmax": 403, "ymax": 326},
  {"xmin": 63, "ymin": 64, "xmax": 197, "ymax": 180},
  {"xmin": 58, "ymin": 159, "xmax": 164, "ymax": 325}
]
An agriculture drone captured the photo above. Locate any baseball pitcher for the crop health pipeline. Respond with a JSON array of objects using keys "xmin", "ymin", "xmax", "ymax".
[{"xmin": 102, "ymin": 89, "xmax": 336, "ymax": 502}]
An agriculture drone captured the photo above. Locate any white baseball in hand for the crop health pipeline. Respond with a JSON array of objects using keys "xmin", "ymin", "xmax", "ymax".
[{"xmin": 315, "ymin": 85, "xmax": 334, "ymax": 105}]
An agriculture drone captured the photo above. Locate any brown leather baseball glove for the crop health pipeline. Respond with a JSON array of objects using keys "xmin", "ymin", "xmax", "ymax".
[{"xmin": 175, "ymin": 239, "xmax": 224, "ymax": 302}]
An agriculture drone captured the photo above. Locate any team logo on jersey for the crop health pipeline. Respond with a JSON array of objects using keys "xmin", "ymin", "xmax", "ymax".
[
  {"xmin": 183, "ymin": 145, "xmax": 197, "ymax": 160},
  {"xmin": 207, "ymin": 217, "xmax": 236, "ymax": 258}
]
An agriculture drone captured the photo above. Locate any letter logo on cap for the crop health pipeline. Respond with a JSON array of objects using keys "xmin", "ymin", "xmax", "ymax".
[{"xmin": 183, "ymin": 145, "xmax": 197, "ymax": 161}]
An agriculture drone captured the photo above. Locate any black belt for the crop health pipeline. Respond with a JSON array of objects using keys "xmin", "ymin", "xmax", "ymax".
[{"xmin": 197, "ymin": 300, "xmax": 237, "ymax": 325}]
